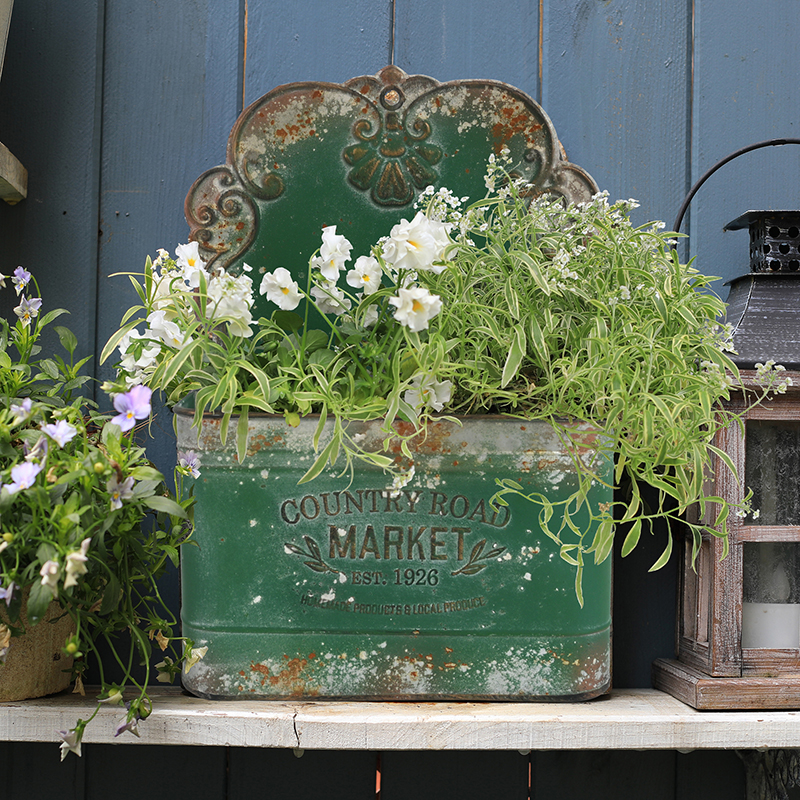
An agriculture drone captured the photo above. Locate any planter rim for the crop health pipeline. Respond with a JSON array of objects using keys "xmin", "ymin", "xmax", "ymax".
[{"xmin": 172, "ymin": 403, "xmax": 589, "ymax": 427}]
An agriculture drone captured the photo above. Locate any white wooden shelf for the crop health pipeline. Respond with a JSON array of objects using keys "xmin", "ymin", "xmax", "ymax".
[{"xmin": 2, "ymin": 688, "xmax": 800, "ymax": 751}]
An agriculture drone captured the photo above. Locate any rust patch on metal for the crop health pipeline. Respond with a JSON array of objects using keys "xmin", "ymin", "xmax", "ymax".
[{"xmin": 249, "ymin": 656, "xmax": 320, "ymax": 696}]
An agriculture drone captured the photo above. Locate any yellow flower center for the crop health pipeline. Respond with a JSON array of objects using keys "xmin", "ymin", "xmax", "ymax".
[{"xmin": 412, "ymin": 299, "xmax": 424, "ymax": 312}]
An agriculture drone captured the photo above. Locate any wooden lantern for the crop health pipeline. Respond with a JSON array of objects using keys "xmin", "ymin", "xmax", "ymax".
[{"xmin": 653, "ymin": 211, "xmax": 800, "ymax": 709}]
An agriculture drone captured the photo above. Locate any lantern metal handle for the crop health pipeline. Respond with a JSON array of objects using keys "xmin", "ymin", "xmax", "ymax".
[{"xmin": 672, "ymin": 138, "xmax": 800, "ymax": 234}]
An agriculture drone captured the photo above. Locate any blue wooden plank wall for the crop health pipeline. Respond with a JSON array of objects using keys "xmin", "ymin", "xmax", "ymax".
[{"xmin": 1, "ymin": 0, "xmax": 798, "ymax": 796}]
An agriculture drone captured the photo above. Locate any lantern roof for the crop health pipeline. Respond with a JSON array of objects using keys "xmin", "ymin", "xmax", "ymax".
[{"xmin": 724, "ymin": 210, "xmax": 800, "ymax": 370}]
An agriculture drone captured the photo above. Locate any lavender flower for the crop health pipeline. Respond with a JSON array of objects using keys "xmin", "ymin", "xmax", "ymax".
[
  {"xmin": 111, "ymin": 384, "xmax": 152, "ymax": 432},
  {"xmin": 11, "ymin": 266, "xmax": 31, "ymax": 295},
  {"xmin": 5, "ymin": 461, "xmax": 44, "ymax": 494},
  {"xmin": 13, "ymin": 295, "xmax": 42, "ymax": 326},
  {"xmin": 0, "ymin": 581, "xmax": 16, "ymax": 607},
  {"xmin": 9, "ymin": 398, "xmax": 32, "ymax": 423},
  {"xmin": 114, "ymin": 702, "xmax": 143, "ymax": 738},
  {"xmin": 177, "ymin": 450, "xmax": 201, "ymax": 478},
  {"xmin": 41, "ymin": 419, "xmax": 78, "ymax": 448},
  {"xmin": 107, "ymin": 475, "xmax": 135, "ymax": 510},
  {"xmin": 57, "ymin": 728, "xmax": 82, "ymax": 760},
  {"xmin": 24, "ymin": 436, "xmax": 48, "ymax": 464}
]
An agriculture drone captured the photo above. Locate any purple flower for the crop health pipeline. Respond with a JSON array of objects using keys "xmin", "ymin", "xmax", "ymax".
[
  {"xmin": 10, "ymin": 398, "xmax": 32, "ymax": 423},
  {"xmin": 24, "ymin": 436, "xmax": 48, "ymax": 464},
  {"xmin": 14, "ymin": 295, "xmax": 42, "ymax": 326},
  {"xmin": 57, "ymin": 728, "xmax": 82, "ymax": 760},
  {"xmin": 114, "ymin": 702, "xmax": 143, "ymax": 738},
  {"xmin": 41, "ymin": 420, "xmax": 78, "ymax": 448},
  {"xmin": 178, "ymin": 450, "xmax": 201, "ymax": 478},
  {"xmin": 107, "ymin": 475, "xmax": 135, "ymax": 510},
  {"xmin": 0, "ymin": 581, "xmax": 16, "ymax": 607},
  {"xmin": 5, "ymin": 461, "xmax": 43, "ymax": 494},
  {"xmin": 111, "ymin": 385, "xmax": 152, "ymax": 432},
  {"xmin": 12, "ymin": 266, "xmax": 31, "ymax": 296}
]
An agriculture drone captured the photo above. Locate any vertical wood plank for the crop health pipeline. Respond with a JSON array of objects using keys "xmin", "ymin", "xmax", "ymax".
[
  {"xmin": 690, "ymin": 3, "xmax": 800, "ymax": 290},
  {"xmin": 381, "ymin": 750, "xmax": 528, "ymax": 800},
  {"xmin": 0, "ymin": 741, "xmax": 85, "ymax": 799},
  {"xmin": 543, "ymin": 0, "xmax": 691, "ymax": 230},
  {"xmin": 393, "ymin": 0, "xmax": 539, "ymax": 91},
  {"xmin": 199, "ymin": 0, "xmax": 246, "ymax": 170},
  {"xmin": 676, "ymin": 749, "xmax": 745, "ymax": 800},
  {"xmin": 533, "ymin": 750, "xmax": 675, "ymax": 800},
  {"xmin": 228, "ymin": 747, "xmax": 377, "ymax": 800},
  {"xmin": 85, "ymin": 743, "xmax": 226, "ymax": 800},
  {"xmin": 243, "ymin": 1, "xmax": 391, "ymax": 107},
  {"xmin": 0, "ymin": 0, "xmax": 104, "ymax": 370},
  {"xmin": 90, "ymin": 0, "xmax": 243, "ymax": 683},
  {"xmin": 96, "ymin": 0, "xmax": 211, "ymax": 391}
]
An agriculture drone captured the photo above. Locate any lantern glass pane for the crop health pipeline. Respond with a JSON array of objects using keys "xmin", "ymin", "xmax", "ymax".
[
  {"xmin": 742, "ymin": 542, "xmax": 800, "ymax": 648},
  {"xmin": 745, "ymin": 420, "xmax": 800, "ymax": 526}
]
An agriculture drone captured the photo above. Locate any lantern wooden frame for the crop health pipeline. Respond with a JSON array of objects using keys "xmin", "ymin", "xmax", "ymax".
[{"xmin": 653, "ymin": 372, "xmax": 800, "ymax": 709}]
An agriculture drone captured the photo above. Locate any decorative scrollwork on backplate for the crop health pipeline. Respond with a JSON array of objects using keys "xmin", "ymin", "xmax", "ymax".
[
  {"xmin": 343, "ymin": 87, "xmax": 443, "ymax": 206},
  {"xmin": 184, "ymin": 166, "xmax": 258, "ymax": 274},
  {"xmin": 184, "ymin": 66, "xmax": 598, "ymax": 274}
]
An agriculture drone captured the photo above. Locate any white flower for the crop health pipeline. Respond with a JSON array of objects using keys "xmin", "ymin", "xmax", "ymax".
[
  {"xmin": 149, "ymin": 270, "xmax": 184, "ymax": 317},
  {"xmin": 174, "ymin": 241, "xmax": 207, "ymax": 288},
  {"xmin": 311, "ymin": 280, "xmax": 351, "ymax": 315},
  {"xmin": 207, "ymin": 271, "xmax": 254, "ymax": 337},
  {"xmin": 63, "ymin": 537, "xmax": 92, "ymax": 590},
  {"xmin": 184, "ymin": 646, "xmax": 208, "ymax": 674},
  {"xmin": 346, "ymin": 255, "xmax": 382, "ymax": 295},
  {"xmin": 152, "ymin": 248, "xmax": 170, "ymax": 269},
  {"xmin": 381, "ymin": 212, "xmax": 450, "ymax": 273},
  {"xmin": 119, "ymin": 328, "xmax": 161, "ymax": 372},
  {"xmin": 404, "ymin": 373, "xmax": 452, "ymax": 412},
  {"xmin": 360, "ymin": 304, "xmax": 380, "ymax": 328},
  {"xmin": 311, "ymin": 225, "xmax": 352, "ymax": 281},
  {"xmin": 259, "ymin": 267, "xmax": 302, "ymax": 310},
  {"xmin": 389, "ymin": 286, "xmax": 442, "ymax": 332},
  {"xmin": 155, "ymin": 656, "xmax": 175, "ymax": 683},
  {"xmin": 146, "ymin": 309, "xmax": 188, "ymax": 348},
  {"xmin": 40, "ymin": 560, "xmax": 60, "ymax": 598}
]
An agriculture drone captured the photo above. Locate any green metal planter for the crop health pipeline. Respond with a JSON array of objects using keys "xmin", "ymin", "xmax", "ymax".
[{"xmin": 176, "ymin": 410, "xmax": 612, "ymax": 701}]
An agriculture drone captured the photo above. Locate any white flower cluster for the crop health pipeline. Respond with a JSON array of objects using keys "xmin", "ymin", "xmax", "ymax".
[
  {"xmin": 755, "ymin": 360, "xmax": 793, "ymax": 394},
  {"xmin": 259, "ymin": 212, "xmax": 451, "ymax": 334},
  {"xmin": 118, "ymin": 242, "xmax": 255, "ymax": 386}
]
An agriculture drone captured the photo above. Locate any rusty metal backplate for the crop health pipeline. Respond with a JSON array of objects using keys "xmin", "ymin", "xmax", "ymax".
[
  {"xmin": 177, "ymin": 412, "xmax": 612, "ymax": 701},
  {"xmin": 185, "ymin": 66, "xmax": 598, "ymax": 314}
]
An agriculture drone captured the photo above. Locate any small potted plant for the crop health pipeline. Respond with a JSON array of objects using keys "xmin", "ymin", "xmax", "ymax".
[
  {"xmin": 0, "ymin": 268, "xmax": 200, "ymax": 758},
  {"xmin": 103, "ymin": 151, "xmax": 788, "ymax": 702}
]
